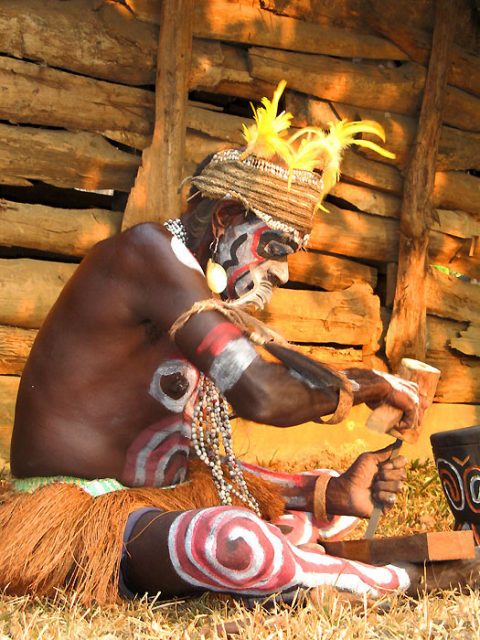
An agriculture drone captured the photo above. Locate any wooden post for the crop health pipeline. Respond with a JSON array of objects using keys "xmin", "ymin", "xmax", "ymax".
[
  {"xmin": 385, "ymin": 0, "xmax": 456, "ymax": 371},
  {"xmin": 122, "ymin": 0, "xmax": 194, "ymax": 230}
]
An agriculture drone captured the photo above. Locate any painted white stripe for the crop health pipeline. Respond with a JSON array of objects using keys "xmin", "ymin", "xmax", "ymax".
[{"xmin": 134, "ymin": 422, "xmax": 183, "ymax": 485}]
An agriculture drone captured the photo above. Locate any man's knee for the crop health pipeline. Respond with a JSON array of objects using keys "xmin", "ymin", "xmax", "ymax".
[{"xmin": 168, "ymin": 506, "xmax": 298, "ymax": 593}]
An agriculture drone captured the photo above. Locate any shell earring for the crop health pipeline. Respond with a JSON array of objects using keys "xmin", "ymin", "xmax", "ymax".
[{"xmin": 206, "ymin": 237, "xmax": 227, "ymax": 294}]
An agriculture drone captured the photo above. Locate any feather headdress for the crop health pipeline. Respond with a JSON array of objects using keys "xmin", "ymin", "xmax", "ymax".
[
  {"xmin": 240, "ymin": 81, "xmax": 395, "ymax": 210},
  {"xmin": 191, "ymin": 81, "xmax": 394, "ymax": 243}
]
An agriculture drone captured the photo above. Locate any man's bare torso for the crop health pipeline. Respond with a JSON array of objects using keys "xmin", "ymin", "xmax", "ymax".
[{"xmin": 11, "ymin": 227, "xmax": 200, "ymax": 486}]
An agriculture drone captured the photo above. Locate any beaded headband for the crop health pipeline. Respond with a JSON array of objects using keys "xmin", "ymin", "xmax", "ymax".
[{"xmin": 191, "ymin": 80, "xmax": 394, "ymax": 245}]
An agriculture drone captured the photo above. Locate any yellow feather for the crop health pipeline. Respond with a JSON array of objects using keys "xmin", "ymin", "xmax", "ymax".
[
  {"xmin": 240, "ymin": 80, "xmax": 293, "ymax": 160},
  {"xmin": 239, "ymin": 82, "xmax": 395, "ymax": 211},
  {"xmin": 348, "ymin": 139, "xmax": 396, "ymax": 159}
]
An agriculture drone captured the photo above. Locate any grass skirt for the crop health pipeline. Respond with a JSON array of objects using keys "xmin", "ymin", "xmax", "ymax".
[{"xmin": 0, "ymin": 460, "xmax": 284, "ymax": 605}]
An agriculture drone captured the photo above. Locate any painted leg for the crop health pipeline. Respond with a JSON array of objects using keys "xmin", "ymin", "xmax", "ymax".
[
  {"xmin": 122, "ymin": 506, "xmax": 410, "ymax": 600},
  {"xmin": 273, "ymin": 510, "xmax": 359, "ymax": 546}
]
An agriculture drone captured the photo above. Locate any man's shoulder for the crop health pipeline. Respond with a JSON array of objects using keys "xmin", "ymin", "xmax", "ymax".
[
  {"xmin": 111, "ymin": 222, "xmax": 173, "ymax": 266},
  {"xmin": 120, "ymin": 222, "xmax": 169, "ymax": 248},
  {"xmin": 110, "ymin": 221, "xmax": 203, "ymax": 280}
]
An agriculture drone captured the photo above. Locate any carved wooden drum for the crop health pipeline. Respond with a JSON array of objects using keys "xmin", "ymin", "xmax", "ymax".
[{"xmin": 431, "ymin": 425, "xmax": 480, "ymax": 545}]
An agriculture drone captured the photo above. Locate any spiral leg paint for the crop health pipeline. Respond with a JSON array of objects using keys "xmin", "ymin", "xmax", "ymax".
[
  {"xmin": 272, "ymin": 509, "xmax": 359, "ymax": 546},
  {"xmin": 167, "ymin": 506, "xmax": 410, "ymax": 598}
]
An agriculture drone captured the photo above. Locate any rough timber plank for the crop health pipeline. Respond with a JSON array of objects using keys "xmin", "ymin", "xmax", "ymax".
[
  {"xmin": 0, "ymin": 326, "xmax": 37, "ymax": 375},
  {"xmin": 260, "ymin": 0, "xmax": 479, "ymax": 60},
  {"xmin": 323, "ymin": 531, "xmax": 475, "ymax": 564},
  {"xmin": 386, "ymin": 0, "xmax": 456, "ymax": 370},
  {"xmin": 0, "ymin": 123, "xmax": 139, "ymax": 192},
  {"xmin": 427, "ymin": 267, "xmax": 480, "ymax": 324},
  {"xmin": 0, "ymin": 259, "xmax": 76, "ymax": 329},
  {"xmin": 0, "ymin": 57, "xmax": 154, "ymax": 150},
  {"xmin": 0, "ymin": 375, "xmax": 19, "ymax": 461},
  {"xmin": 426, "ymin": 316, "xmax": 480, "ymax": 404},
  {"xmin": 450, "ymin": 324, "xmax": 480, "ymax": 357},
  {"xmin": 287, "ymin": 93, "xmax": 480, "ymax": 172},
  {"xmin": 0, "ymin": 200, "xmax": 122, "ymax": 257},
  {"xmin": 0, "ymin": 0, "xmax": 158, "ymax": 85},
  {"xmin": 192, "ymin": 0, "xmax": 406, "ymax": 60},
  {"xmin": 249, "ymin": 47, "xmax": 480, "ymax": 131},
  {"xmin": 287, "ymin": 251, "xmax": 377, "ymax": 291},
  {"xmin": 256, "ymin": 284, "xmax": 382, "ymax": 348},
  {"xmin": 123, "ymin": 0, "xmax": 193, "ymax": 228}
]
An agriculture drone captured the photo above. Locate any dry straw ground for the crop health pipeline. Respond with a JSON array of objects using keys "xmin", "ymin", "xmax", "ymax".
[{"xmin": 1, "ymin": 454, "xmax": 479, "ymax": 640}]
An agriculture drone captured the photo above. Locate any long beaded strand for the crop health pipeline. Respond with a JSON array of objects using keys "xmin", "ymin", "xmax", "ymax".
[
  {"xmin": 191, "ymin": 375, "xmax": 261, "ymax": 517},
  {"xmin": 165, "ymin": 219, "xmax": 262, "ymax": 517}
]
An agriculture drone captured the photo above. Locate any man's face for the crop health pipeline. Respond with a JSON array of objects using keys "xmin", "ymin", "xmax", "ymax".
[{"xmin": 216, "ymin": 214, "xmax": 300, "ymax": 302}]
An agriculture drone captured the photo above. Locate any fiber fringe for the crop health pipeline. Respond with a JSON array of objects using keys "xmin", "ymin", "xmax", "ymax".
[{"xmin": 0, "ymin": 460, "xmax": 284, "ymax": 605}]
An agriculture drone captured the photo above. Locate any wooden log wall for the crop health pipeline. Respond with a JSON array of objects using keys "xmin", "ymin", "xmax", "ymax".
[{"xmin": 0, "ymin": 0, "xmax": 479, "ymax": 450}]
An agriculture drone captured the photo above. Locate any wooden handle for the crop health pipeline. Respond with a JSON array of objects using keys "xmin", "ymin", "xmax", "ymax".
[{"xmin": 366, "ymin": 358, "xmax": 441, "ymax": 443}]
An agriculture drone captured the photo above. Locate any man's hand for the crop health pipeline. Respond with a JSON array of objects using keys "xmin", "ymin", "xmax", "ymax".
[
  {"xmin": 344, "ymin": 368, "xmax": 423, "ymax": 433},
  {"xmin": 325, "ymin": 445, "xmax": 407, "ymax": 519}
]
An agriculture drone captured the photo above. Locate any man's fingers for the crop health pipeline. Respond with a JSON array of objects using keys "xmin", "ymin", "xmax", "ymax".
[
  {"xmin": 373, "ymin": 486, "xmax": 404, "ymax": 511},
  {"xmin": 376, "ymin": 467, "xmax": 407, "ymax": 483},
  {"xmin": 381, "ymin": 455, "xmax": 408, "ymax": 470},
  {"xmin": 373, "ymin": 480, "xmax": 404, "ymax": 495},
  {"xmin": 371, "ymin": 442, "xmax": 404, "ymax": 462}
]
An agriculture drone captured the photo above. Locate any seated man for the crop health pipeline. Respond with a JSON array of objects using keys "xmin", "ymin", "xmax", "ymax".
[{"xmin": 1, "ymin": 82, "xmax": 477, "ymax": 605}]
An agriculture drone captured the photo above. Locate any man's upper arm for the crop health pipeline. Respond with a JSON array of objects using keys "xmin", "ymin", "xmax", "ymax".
[{"xmin": 122, "ymin": 223, "xmax": 259, "ymax": 381}]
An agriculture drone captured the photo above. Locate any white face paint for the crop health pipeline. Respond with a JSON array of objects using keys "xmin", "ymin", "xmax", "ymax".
[
  {"xmin": 149, "ymin": 359, "xmax": 198, "ymax": 413},
  {"xmin": 171, "ymin": 236, "xmax": 204, "ymax": 274},
  {"xmin": 216, "ymin": 215, "xmax": 298, "ymax": 302}
]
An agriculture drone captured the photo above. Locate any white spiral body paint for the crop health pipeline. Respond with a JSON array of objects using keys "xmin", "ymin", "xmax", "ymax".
[
  {"xmin": 238, "ymin": 462, "xmax": 361, "ymax": 545},
  {"xmin": 170, "ymin": 236, "xmax": 204, "ymax": 274},
  {"xmin": 168, "ymin": 506, "xmax": 411, "ymax": 598},
  {"xmin": 124, "ymin": 417, "xmax": 192, "ymax": 487},
  {"xmin": 149, "ymin": 359, "xmax": 198, "ymax": 413},
  {"xmin": 124, "ymin": 359, "xmax": 199, "ymax": 487}
]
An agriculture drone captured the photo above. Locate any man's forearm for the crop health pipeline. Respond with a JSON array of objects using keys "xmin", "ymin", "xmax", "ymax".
[
  {"xmin": 239, "ymin": 461, "xmax": 319, "ymax": 511},
  {"xmin": 344, "ymin": 368, "xmax": 390, "ymax": 407}
]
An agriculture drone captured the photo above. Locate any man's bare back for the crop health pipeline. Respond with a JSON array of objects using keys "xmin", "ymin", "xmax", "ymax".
[{"xmin": 11, "ymin": 224, "xmax": 203, "ymax": 484}]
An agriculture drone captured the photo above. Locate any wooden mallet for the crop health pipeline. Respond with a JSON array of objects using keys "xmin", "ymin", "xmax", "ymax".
[{"xmin": 364, "ymin": 358, "xmax": 441, "ymax": 539}]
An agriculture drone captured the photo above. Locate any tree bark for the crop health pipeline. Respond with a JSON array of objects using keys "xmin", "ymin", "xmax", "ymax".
[
  {"xmin": 122, "ymin": 0, "xmax": 194, "ymax": 229},
  {"xmin": 385, "ymin": 0, "xmax": 456, "ymax": 370}
]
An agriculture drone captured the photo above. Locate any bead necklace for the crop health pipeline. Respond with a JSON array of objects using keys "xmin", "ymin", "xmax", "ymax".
[
  {"xmin": 164, "ymin": 219, "xmax": 261, "ymax": 517},
  {"xmin": 164, "ymin": 218, "xmax": 188, "ymax": 245}
]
